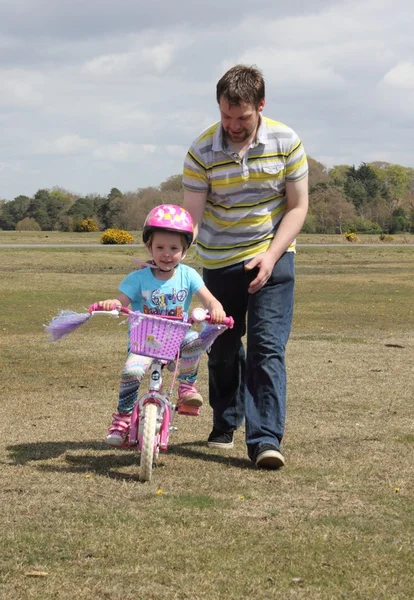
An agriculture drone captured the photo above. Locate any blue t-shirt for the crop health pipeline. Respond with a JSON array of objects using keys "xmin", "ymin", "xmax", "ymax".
[{"xmin": 119, "ymin": 263, "xmax": 205, "ymax": 318}]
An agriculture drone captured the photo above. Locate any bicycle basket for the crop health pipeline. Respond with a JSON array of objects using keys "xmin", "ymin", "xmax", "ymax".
[{"xmin": 129, "ymin": 312, "xmax": 191, "ymax": 360}]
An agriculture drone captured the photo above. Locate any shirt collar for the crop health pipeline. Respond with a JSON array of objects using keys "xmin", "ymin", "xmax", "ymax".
[{"xmin": 212, "ymin": 115, "xmax": 269, "ymax": 152}]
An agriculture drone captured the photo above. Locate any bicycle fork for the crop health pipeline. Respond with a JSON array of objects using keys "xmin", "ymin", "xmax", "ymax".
[{"xmin": 129, "ymin": 361, "xmax": 172, "ymax": 452}]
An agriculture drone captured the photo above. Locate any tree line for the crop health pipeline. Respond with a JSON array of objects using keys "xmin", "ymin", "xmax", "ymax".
[{"xmin": 1, "ymin": 161, "xmax": 413, "ymax": 234}]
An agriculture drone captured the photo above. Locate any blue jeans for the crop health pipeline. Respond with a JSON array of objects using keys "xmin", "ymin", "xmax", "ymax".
[{"xmin": 203, "ymin": 252, "xmax": 295, "ymax": 460}]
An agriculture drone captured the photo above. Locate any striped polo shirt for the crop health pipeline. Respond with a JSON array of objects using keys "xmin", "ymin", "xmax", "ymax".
[{"xmin": 182, "ymin": 116, "xmax": 308, "ymax": 269}]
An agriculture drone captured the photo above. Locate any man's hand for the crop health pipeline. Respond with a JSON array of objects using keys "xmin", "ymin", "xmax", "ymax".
[{"xmin": 245, "ymin": 252, "xmax": 276, "ymax": 294}]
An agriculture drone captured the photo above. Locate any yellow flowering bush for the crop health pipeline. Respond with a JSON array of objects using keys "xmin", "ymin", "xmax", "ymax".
[
  {"xmin": 344, "ymin": 232, "xmax": 359, "ymax": 243},
  {"xmin": 101, "ymin": 229, "xmax": 134, "ymax": 245},
  {"xmin": 80, "ymin": 218, "xmax": 99, "ymax": 232}
]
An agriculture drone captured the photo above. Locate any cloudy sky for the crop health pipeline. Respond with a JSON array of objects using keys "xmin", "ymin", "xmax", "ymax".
[{"xmin": 1, "ymin": 0, "xmax": 413, "ymax": 201}]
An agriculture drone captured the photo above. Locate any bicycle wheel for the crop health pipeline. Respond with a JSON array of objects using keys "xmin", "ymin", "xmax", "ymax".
[{"xmin": 139, "ymin": 403, "xmax": 158, "ymax": 482}]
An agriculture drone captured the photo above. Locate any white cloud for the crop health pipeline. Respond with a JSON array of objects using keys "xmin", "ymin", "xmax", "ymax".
[
  {"xmin": 382, "ymin": 61, "xmax": 414, "ymax": 89},
  {"xmin": 0, "ymin": 0, "xmax": 413, "ymax": 199},
  {"xmin": 0, "ymin": 69, "xmax": 45, "ymax": 107},
  {"xmin": 32, "ymin": 135, "xmax": 96, "ymax": 156},
  {"xmin": 82, "ymin": 38, "xmax": 185, "ymax": 78},
  {"xmin": 235, "ymin": 48, "xmax": 346, "ymax": 89},
  {"xmin": 377, "ymin": 61, "xmax": 414, "ymax": 120},
  {"xmin": 92, "ymin": 142, "xmax": 156, "ymax": 163},
  {"xmin": 166, "ymin": 145, "xmax": 188, "ymax": 157},
  {"xmin": 93, "ymin": 104, "xmax": 153, "ymax": 132}
]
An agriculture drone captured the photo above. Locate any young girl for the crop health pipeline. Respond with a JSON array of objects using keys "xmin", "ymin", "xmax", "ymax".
[{"xmin": 99, "ymin": 204, "xmax": 228, "ymax": 447}]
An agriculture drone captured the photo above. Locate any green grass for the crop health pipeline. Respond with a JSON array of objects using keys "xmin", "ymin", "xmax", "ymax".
[
  {"xmin": 0, "ymin": 230, "xmax": 413, "ymax": 245},
  {"xmin": 0, "ymin": 246, "xmax": 413, "ymax": 599}
]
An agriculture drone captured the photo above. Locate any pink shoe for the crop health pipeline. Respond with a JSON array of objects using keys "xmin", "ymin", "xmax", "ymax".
[
  {"xmin": 177, "ymin": 383, "xmax": 203, "ymax": 416},
  {"xmin": 105, "ymin": 412, "xmax": 131, "ymax": 447},
  {"xmin": 178, "ymin": 383, "xmax": 203, "ymax": 407}
]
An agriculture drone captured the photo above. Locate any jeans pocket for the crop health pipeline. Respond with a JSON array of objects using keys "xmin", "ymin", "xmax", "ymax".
[{"xmin": 268, "ymin": 252, "xmax": 295, "ymax": 285}]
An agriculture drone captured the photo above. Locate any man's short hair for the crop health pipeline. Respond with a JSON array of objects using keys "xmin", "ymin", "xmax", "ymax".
[{"xmin": 216, "ymin": 64, "xmax": 265, "ymax": 108}]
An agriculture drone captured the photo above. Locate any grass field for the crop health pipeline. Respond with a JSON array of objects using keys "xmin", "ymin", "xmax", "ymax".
[
  {"xmin": 0, "ymin": 230, "xmax": 413, "ymax": 245},
  {"xmin": 0, "ymin": 242, "xmax": 413, "ymax": 600}
]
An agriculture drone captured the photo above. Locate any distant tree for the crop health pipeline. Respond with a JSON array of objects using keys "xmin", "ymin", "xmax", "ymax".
[
  {"xmin": 108, "ymin": 187, "xmax": 123, "ymax": 200},
  {"xmin": 0, "ymin": 195, "xmax": 31, "ymax": 229},
  {"xmin": 34, "ymin": 208, "xmax": 52, "ymax": 230},
  {"xmin": 67, "ymin": 197, "xmax": 96, "ymax": 220},
  {"xmin": 344, "ymin": 163, "xmax": 387, "ymax": 217},
  {"xmin": 345, "ymin": 216, "xmax": 382, "ymax": 234},
  {"xmin": 329, "ymin": 164, "xmax": 350, "ymax": 186},
  {"xmin": 16, "ymin": 217, "xmax": 41, "ymax": 231},
  {"xmin": 308, "ymin": 158, "xmax": 330, "ymax": 191},
  {"xmin": 301, "ymin": 212, "xmax": 317, "ymax": 233},
  {"xmin": 116, "ymin": 187, "xmax": 162, "ymax": 230},
  {"xmin": 117, "ymin": 191, "xmax": 142, "ymax": 230},
  {"xmin": 105, "ymin": 197, "xmax": 124, "ymax": 228},
  {"xmin": 390, "ymin": 207, "xmax": 411, "ymax": 233},
  {"xmin": 58, "ymin": 214, "xmax": 75, "ymax": 232},
  {"xmin": 365, "ymin": 196, "xmax": 389, "ymax": 231},
  {"xmin": 50, "ymin": 186, "xmax": 78, "ymax": 205},
  {"xmin": 1, "ymin": 163, "xmax": 412, "ymax": 235},
  {"xmin": 24, "ymin": 191, "xmax": 53, "ymax": 230},
  {"xmin": 97, "ymin": 189, "xmax": 124, "ymax": 228},
  {"xmin": 160, "ymin": 189, "xmax": 184, "ymax": 206},
  {"xmin": 160, "ymin": 174, "xmax": 183, "ymax": 193},
  {"xmin": 350, "ymin": 164, "xmax": 382, "ymax": 198},
  {"xmin": 344, "ymin": 177, "xmax": 368, "ymax": 215},
  {"xmin": 12, "ymin": 195, "xmax": 31, "ymax": 221},
  {"xmin": 370, "ymin": 163, "xmax": 410, "ymax": 210},
  {"xmin": 309, "ymin": 183, "xmax": 356, "ymax": 233}
]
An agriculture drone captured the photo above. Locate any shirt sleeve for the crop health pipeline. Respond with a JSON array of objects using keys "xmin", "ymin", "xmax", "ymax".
[
  {"xmin": 182, "ymin": 145, "xmax": 210, "ymax": 192},
  {"xmin": 118, "ymin": 271, "xmax": 142, "ymax": 301},
  {"xmin": 188, "ymin": 266, "xmax": 205, "ymax": 295},
  {"xmin": 285, "ymin": 131, "xmax": 308, "ymax": 182}
]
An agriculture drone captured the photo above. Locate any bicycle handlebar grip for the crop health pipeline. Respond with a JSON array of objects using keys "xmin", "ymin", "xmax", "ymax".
[
  {"xmin": 88, "ymin": 302, "xmax": 129, "ymax": 314},
  {"xmin": 204, "ymin": 313, "xmax": 234, "ymax": 329},
  {"xmin": 223, "ymin": 316, "xmax": 234, "ymax": 329},
  {"xmin": 88, "ymin": 302, "xmax": 102, "ymax": 313}
]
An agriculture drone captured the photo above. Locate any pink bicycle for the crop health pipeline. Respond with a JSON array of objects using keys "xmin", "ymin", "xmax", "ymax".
[{"xmin": 47, "ymin": 304, "xmax": 233, "ymax": 482}]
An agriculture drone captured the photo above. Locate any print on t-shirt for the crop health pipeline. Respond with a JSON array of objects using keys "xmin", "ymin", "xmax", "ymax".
[{"xmin": 142, "ymin": 287, "xmax": 189, "ymax": 317}]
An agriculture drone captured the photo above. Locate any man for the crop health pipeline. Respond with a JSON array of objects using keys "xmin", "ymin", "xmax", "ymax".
[{"xmin": 182, "ymin": 65, "xmax": 308, "ymax": 469}]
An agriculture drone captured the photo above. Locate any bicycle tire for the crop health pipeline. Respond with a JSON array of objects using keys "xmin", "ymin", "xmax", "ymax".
[{"xmin": 139, "ymin": 403, "xmax": 158, "ymax": 482}]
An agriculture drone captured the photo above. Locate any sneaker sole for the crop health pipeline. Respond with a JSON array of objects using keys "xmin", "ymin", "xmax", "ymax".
[
  {"xmin": 105, "ymin": 436, "xmax": 127, "ymax": 447},
  {"xmin": 178, "ymin": 395, "xmax": 203, "ymax": 407},
  {"xmin": 207, "ymin": 440, "xmax": 234, "ymax": 449},
  {"xmin": 255, "ymin": 450, "xmax": 285, "ymax": 469}
]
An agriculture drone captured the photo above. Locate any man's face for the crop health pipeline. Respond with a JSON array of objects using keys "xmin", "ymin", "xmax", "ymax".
[{"xmin": 219, "ymin": 97, "xmax": 265, "ymax": 144}]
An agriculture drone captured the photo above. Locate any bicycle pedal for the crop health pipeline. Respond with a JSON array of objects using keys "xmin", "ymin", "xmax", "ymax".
[{"xmin": 177, "ymin": 404, "xmax": 201, "ymax": 417}]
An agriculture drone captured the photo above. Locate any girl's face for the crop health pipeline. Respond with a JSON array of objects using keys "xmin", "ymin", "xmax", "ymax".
[{"xmin": 149, "ymin": 231, "xmax": 185, "ymax": 271}]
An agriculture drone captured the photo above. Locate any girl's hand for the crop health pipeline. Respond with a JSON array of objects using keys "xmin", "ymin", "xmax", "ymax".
[
  {"xmin": 208, "ymin": 304, "xmax": 227, "ymax": 324},
  {"xmin": 196, "ymin": 286, "xmax": 227, "ymax": 323},
  {"xmin": 98, "ymin": 299, "xmax": 122, "ymax": 311}
]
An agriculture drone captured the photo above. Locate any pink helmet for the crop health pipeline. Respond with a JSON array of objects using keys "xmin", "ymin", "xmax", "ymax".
[{"xmin": 143, "ymin": 204, "xmax": 194, "ymax": 246}]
